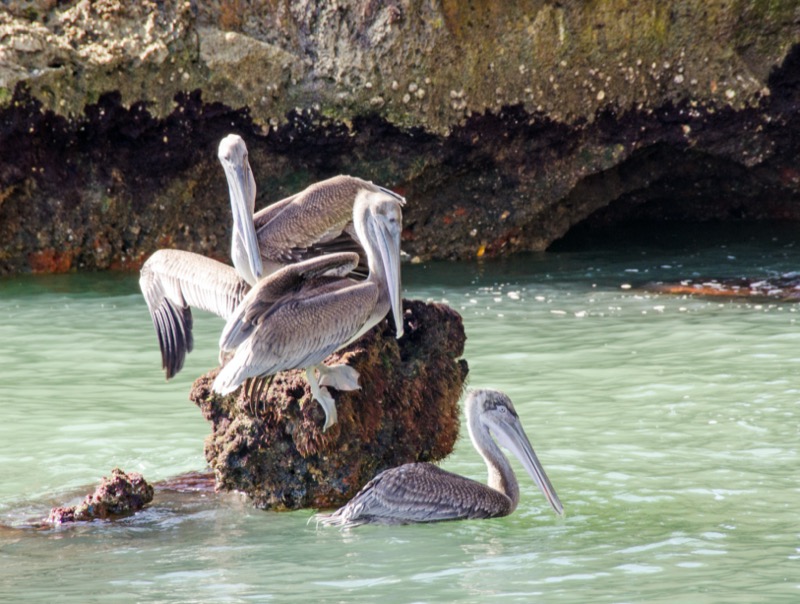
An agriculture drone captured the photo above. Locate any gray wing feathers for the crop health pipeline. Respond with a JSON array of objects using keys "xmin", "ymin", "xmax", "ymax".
[
  {"xmin": 318, "ymin": 464, "xmax": 511, "ymax": 527},
  {"xmin": 139, "ymin": 249, "xmax": 249, "ymax": 378},
  {"xmin": 252, "ymin": 191, "xmax": 299, "ymax": 229},
  {"xmin": 261, "ymin": 281, "xmax": 377, "ymax": 370},
  {"xmin": 254, "ymin": 176, "xmax": 368, "ymax": 264},
  {"xmin": 218, "ymin": 252, "xmax": 361, "ymax": 352},
  {"xmin": 214, "ymin": 280, "xmax": 377, "ymax": 392}
]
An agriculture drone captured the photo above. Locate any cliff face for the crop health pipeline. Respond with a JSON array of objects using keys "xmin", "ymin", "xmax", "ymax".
[{"xmin": 1, "ymin": 1, "xmax": 799, "ymax": 275}]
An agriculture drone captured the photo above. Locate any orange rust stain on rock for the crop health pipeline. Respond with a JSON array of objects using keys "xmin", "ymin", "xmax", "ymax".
[
  {"xmin": 654, "ymin": 285, "xmax": 737, "ymax": 297},
  {"xmin": 779, "ymin": 167, "xmax": 800, "ymax": 186},
  {"xmin": 28, "ymin": 248, "xmax": 74, "ymax": 274}
]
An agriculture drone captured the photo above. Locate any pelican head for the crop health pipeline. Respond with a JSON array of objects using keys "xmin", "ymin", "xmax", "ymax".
[
  {"xmin": 467, "ymin": 389, "xmax": 564, "ymax": 515},
  {"xmin": 353, "ymin": 189, "xmax": 404, "ymax": 338},
  {"xmin": 218, "ymin": 134, "xmax": 263, "ymax": 286}
]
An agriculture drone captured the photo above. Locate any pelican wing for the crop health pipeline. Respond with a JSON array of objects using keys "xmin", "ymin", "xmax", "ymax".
[
  {"xmin": 218, "ymin": 252, "xmax": 362, "ymax": 352},
  {"xmin": 213, "ymin": 279, "xmax": 378, "ymax": 394},
  {"xmin": 317, "ymin": 464, "xmax": 512, "ymax": 527},
  {"xmin": 266, "ymin": 280, "xmax": 378, "ymax": 370},
  {"xmin": 139, "ymin": 249, "xmax": 250, "ymax": 379},
  {"xmin": 300, "ymin": 224, "xmax": 369, "ymax": 278},
  {"xmin": 254, "ymin": 176, "xmax": 364, "ymax": 265},
  {"xmin": 252, "ymin": 191, "xmax": 300, "ymax": 230}
]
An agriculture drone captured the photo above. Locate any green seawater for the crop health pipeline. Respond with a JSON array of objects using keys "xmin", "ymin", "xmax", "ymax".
[{"xmin": 1, "ymin": 224, "xmax": 798, "ymax": 602}]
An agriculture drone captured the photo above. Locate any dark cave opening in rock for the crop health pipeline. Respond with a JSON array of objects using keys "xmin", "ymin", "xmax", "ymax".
[{"xmin": 547, "ymin": 143, "xmax": 800, "ymax": 252}]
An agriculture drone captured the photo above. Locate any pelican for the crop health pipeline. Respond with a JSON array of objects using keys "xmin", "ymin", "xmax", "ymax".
[
  {"xmin": 212, "ymin": 188, "xmax": 404, "ymax": 430},
  {"xmin": 218, "ymin": 134, "xmax": 262, "ymax": 286},
  {"xmin": 139, "ymin": 134, "xmax": 405, "ymax": 379},
  {"xmin": 315, "ymin": 389, "xmax": 564, "ymax": 526},
  {"xmin": 218, "ymin": 133, "xmax": 405, "ymax": 280}
]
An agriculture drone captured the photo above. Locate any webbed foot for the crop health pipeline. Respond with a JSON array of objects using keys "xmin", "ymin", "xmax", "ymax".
[
  {"xmin": 306, "ymin": 367, "xmax": 338, "ymax": 431},
  {"xmin": 317, "ymin": 363, "xmax": 361, "ymax": 391}
]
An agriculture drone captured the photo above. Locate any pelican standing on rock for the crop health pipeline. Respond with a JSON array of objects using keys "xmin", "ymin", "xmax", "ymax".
[
  {"xmin": 315, "ymin": 389, "xmax": 564, "ymax": 526},
  {"xmin": 212, "ymin": 187, "xmax": 405, "ymax": 431},
  {"xmin": 218, "ymin": 134, "xmax": 262, "ymax": 286},
  {"xmin": 218, "ymin": 133, "xmax": 403, "ymax": 280},
  {"xmin": 138, "ymin": 135, "xmax": 266, "ymax": 378},
  {"xmin": 139, "ymin": 134, "xmax": 405, "ymax": 379}
]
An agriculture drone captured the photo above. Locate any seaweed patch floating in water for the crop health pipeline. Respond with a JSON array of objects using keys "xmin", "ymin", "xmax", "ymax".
[{"xmin": 645, "ymin": 273, "xmax": 800, "ymax": 300}]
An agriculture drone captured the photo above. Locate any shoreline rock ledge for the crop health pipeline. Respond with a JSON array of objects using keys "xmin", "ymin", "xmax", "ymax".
[{"xmin": 189, "ymin": 299, "xmax": 469, "ymax": 511}]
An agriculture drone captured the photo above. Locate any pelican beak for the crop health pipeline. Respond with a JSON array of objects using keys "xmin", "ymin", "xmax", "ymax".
[
  {"xmin": 219, "ymin": 136, "xmax": 263, "ymax": 284},
  {"xmin": 493, "ymin": 419, "xmax": 564, "ymax": 516},
  {"xmin": 375, "ymin": 215, "xmax": 404, "ymax": 338}
]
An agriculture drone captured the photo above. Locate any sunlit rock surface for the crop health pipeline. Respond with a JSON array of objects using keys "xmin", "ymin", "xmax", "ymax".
[
  {"xmin": 1, "ymin": 2, "xmax": 799, "ymax": 276},
  {"xmin": 3, "ymin": 1, "xmax": 796, "ymax": 128},
  {"xmin": 189, "ymin": 299, "xmax": 468, "ymax": 510},
  {"xmin": 47, "ymin": 468, "xmax": 154, "ymax": 524}
]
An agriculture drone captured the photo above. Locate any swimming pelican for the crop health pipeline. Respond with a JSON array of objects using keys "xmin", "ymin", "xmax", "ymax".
[
  {"xmin": 315, "ymin": 389, "xmax": 564, "ymax": 526},
  {"xmin": 212, "ymin": 188, "xmax": 404, "ymax": 431},
  {"xmin": 139, "ymin": 134, "xmax": 405, "ymax": 379}
]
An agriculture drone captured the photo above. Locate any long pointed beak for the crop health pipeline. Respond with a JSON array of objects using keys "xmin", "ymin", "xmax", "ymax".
[
  {"xmin": 493, "ymin": 419, "xmax": 564, "ymax": 515},
  {"xmin": 219, "ymin": 144, "xmax": 263, "ymax": 285},
  {"xmin": 375, "ymin": 217, "xmax": 404, "ymax": 338}
]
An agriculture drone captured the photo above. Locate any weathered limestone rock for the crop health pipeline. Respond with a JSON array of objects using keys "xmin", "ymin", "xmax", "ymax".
[
  {"xmin": 3, "ymin": 1, "xmax": 796, "ymax": 129},
  {"xmin": 190, "ymin": 299, "xmax": 468, "ymax": 510},
  {"xmin": 1, "ymin": 1, "xmax": 196, "ymax": 117},
  {"xmin": 0, "ymin": 2, "xmax": 799, "ymax": 276},
  {"xmin": 47, "ymin": 468, "xmax": 154, "ymax": 524}
]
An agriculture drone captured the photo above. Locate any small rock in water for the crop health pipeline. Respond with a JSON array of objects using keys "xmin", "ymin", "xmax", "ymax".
[{"xmin": 47, "ymin": 468, "xmax": 154, "ymax": 524}]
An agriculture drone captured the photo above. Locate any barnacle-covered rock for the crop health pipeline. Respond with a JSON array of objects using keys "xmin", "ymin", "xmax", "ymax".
[
  {"xmin": 190, "ymin": 299, "xmax": 468, "ymax": 510},
  {"xmin": 47, "ymin": 468, "xmax": 154, "ymax": 524}
]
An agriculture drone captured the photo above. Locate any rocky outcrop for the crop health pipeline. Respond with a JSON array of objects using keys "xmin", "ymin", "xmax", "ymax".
[
  {"xmin": 47, "ymin": 468, "xmax": 154, "ymax": 524},
  {"xmin": 4, "ymin": 1, "xmax": 796, "ymax": 130},
  {"xmin": 1, "ymin": 2, "xmax": 799, "ymax": 275},
  {"xmin": 190, "ymin": 299, "xmax": 468, "ymax": 510}
]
